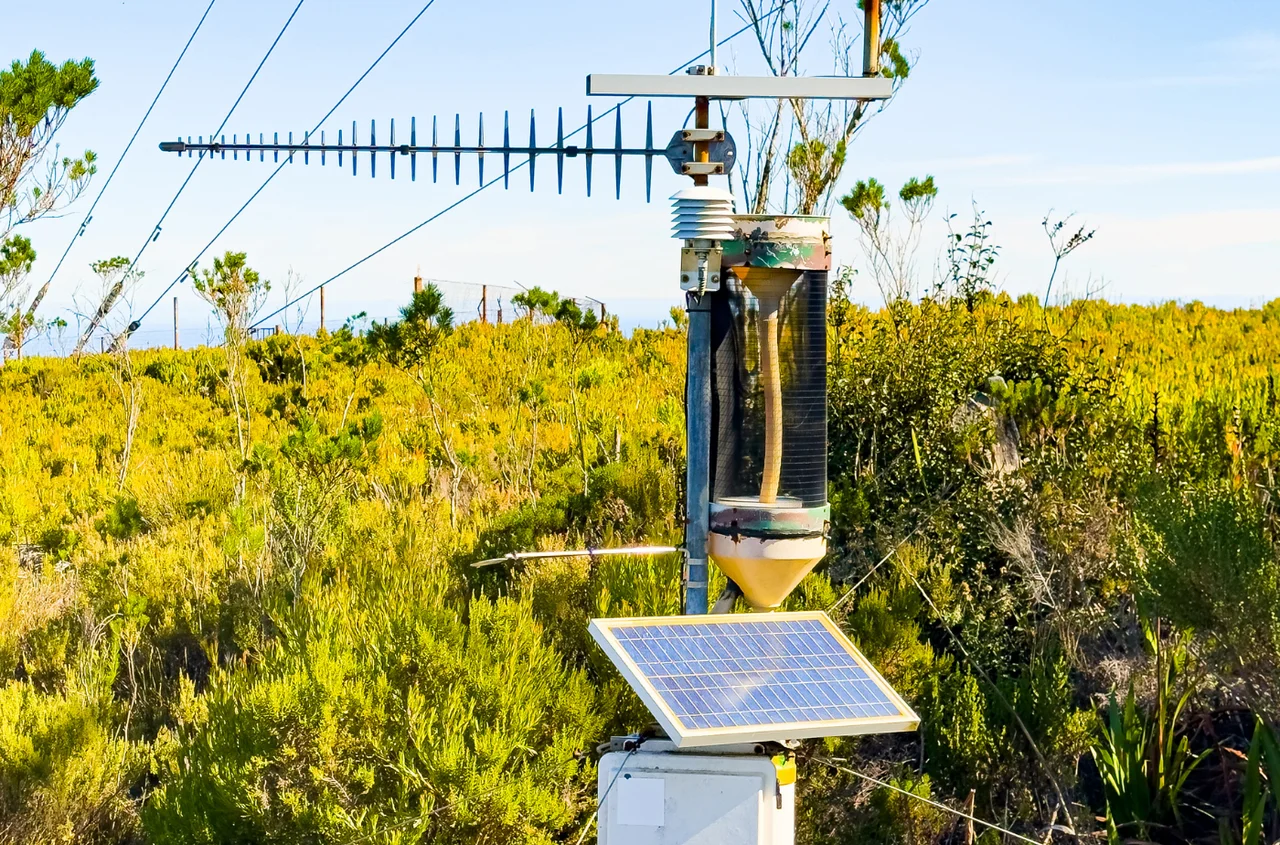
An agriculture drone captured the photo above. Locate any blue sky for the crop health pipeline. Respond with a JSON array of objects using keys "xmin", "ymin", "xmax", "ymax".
[{"xmin": 7, "ymin": 0, "xmax": 1280, "ymax": 340}]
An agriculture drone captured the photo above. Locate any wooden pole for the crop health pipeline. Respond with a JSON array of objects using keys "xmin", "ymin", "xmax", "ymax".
[
  {"xmin": 863, "ymin": 0, "xmax": 881, "ymax": 76},
  {"xmin": 693, "ymin": 96, "xmax": 710, "ymax": 187},
  {"xmin": 173, "ymin": 296, "xmax": 179, "ymax": 350},
  {"xmin": 319, "ymin": 285, "xmax": 326, "ymax": 333},
  {"xmin": 481, "ymin": 285, "xmax": 488, "ymax": 324}
]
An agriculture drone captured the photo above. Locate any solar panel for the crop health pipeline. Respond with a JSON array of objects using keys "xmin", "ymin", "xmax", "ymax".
[{"xmin": 589, "ymin": 611, "xmax": 918, "ymax": 747}]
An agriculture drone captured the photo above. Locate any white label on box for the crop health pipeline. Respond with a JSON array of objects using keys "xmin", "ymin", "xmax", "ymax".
[{"xmin": 617, "ymin": 776, "xmax": 665, "ymax": 826}]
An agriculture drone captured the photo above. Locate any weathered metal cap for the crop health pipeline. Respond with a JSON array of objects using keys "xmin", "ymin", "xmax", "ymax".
[
  {"xmin": 708, "ymin": 499, "xmax": 830, "ymax": 609},
  {"xmin": 722, "ymin": 215, "xmax": 831, "ymax": 271}
]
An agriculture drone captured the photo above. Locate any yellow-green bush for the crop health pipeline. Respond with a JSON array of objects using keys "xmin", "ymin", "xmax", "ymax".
[{"xmin": 0, "ymin": 292, "xmax": 1277, "ymax": 843}]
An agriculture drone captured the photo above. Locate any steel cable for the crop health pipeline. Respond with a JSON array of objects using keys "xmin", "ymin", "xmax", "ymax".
[
  {"xmin": 800, "ymin": 754, "xmax": 1051, "ymax": 845},
  {"xmin": 120, "ymin": 0, "xmax": 307, "ymax": 281},
  {"xmin": 250, "ymin": 4, "xmax": 788, "ymax": 329},
  {"xmin": 36, "ymin": 0, "xmax": 218, "ymax": 297},
  {"xmin": 128, "ymin": 0, "xmax": 441, "ymax": 335}
]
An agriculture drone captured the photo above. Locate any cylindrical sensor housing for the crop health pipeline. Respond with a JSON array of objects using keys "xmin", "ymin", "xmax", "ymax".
[{"xmin": 709, "ymin": 215, "xmax": 830, "ymax": 609}]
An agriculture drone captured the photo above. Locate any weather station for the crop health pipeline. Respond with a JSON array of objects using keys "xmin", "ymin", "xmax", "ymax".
[
  {"xmin": 584, "ymin": 6, "xmax": 919, "ymax": 836},
  {"xmin": 154, "ymin": 2, "xmax": 915, "ymax": 841}
]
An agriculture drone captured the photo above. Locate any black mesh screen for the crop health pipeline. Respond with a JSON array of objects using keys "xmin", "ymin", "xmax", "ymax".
[{"xmin": 710, "ymin": 269, "xmax": 827, "ymax": 507}]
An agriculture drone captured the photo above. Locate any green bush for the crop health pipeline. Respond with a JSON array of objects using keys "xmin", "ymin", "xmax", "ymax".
[
  {"xmin": 144, "ymin": 558, "xmax": 602, "ymax": 844},
  {"xmin": 0, "ymin": 293, "xmax": 1277, "ymax": 843},
  {"xmin": 0, "ymin": 680, "xmax": 145, "ymax": 844},
  {"xmin": 1134, "ymin": 479, "xmax": 1280, "ymax": 673}
]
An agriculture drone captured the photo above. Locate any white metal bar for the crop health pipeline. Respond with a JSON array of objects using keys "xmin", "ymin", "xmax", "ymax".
[
  {"xmin": 586, "ymin": 73, "xmax": 893, "ymax": 100},
  {"xmin": 471, "ymin": 545, "xmax": 680, "ymax": 569}
]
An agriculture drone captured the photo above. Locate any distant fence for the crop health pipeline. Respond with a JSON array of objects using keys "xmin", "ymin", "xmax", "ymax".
[{"xmin": 3, "ymin": 276, "xmax": 608, "ymax": 359}]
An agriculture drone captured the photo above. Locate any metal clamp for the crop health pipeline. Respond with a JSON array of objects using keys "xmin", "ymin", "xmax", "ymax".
[
  {"xmin": 681, "ymin": 161, "xmax": 725, "ymax": 176},
  {"xmin": 664, "ymin": 129, "xmax": 736, "ymax": 176},
  {"xmin": 680, "ymin": 128, "xmax": 725, "ymax": 142},
  {"xmin": 680, "ymin": 246, "xmax": 723, "ymax": 292}
]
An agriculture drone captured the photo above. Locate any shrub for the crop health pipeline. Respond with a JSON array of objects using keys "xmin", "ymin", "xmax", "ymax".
[
  {"xmin": 144, "ymin": 560, "xmax": 602, "ymax": 844},
  {"xmin": 0, "ymin": 681, "xmax": 145, "ymax": 845}
]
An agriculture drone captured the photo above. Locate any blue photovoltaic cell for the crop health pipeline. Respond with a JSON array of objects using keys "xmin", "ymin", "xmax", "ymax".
[{"xmin": 609, "ymin": 617, "xmax": 904, "ymax": 730}]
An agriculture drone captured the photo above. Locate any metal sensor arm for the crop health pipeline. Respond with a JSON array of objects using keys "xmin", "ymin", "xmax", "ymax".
[
  {"xmin": 471, "ymin": 545, "xmax": 681, "ymax": 569},
  {"xmin": 586, "ymin": 73, "xmax": 893, "ymax": 100}
]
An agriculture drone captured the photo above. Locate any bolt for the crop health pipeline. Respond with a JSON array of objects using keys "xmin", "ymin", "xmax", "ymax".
[{"xmin": 681, "ymin": 274, "xmax": 691, "ymax": 282}]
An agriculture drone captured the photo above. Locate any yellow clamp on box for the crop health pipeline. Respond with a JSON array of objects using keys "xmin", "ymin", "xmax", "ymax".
[{"xmin": 772, "ymin": 754, "xmax": 797, "ymax": 786}]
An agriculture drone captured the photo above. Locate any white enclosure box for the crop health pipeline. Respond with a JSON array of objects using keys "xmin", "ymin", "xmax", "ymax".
[{"xmin": 598, "ymin": 742, "xmax": 794, "ymax": 845}]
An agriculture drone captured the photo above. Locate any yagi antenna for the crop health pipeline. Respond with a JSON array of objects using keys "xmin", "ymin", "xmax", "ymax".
[{"xmin": 158, "ymin": 105, "xmax": 738, "ymax": 203}]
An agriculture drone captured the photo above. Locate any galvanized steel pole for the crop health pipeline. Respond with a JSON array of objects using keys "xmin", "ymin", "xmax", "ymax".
[
  {"xmin": 684, "ymin": 93, "xmax": 714, "ymax": 616},
  {"xmin": 684, "ymin": 290, "xmax": 711, "ymax": 615}
]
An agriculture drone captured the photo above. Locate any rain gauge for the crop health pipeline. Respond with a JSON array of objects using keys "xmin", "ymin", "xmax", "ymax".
[{"xmin": 156, "ymin": 3, "xmax": 917, "ymax": 841}]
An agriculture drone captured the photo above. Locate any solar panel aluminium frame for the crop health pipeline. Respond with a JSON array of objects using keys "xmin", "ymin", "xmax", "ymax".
[{"xmin": 589, "ymin": 611, "xmax": 919, "ymax": 747}]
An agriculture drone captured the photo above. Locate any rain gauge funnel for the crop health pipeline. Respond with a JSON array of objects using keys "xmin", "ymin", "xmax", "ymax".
[{"xmin": 709, "ymin": 216, "xmax": 830, "ymax": 609}]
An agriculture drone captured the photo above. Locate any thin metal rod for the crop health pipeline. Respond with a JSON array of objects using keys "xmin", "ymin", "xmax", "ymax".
[
  {"xmin": 477, "ymin": 112, "xmax": 484, "ymax": 185},
  {"xmin": 528, "ymin": 109, "xmax": 536, "ymax": 190},
  {"xmin": 502, "ymin": 111, "xmax": 510, "ymax": 189},
  {"xmin": 472, "ymin": 545, "xmax": 681, "ymax": 569},
  {"xmin": 709, "ymin": 0, "xmax": 717, "ymax": 69},
  {"xmin": 614, "ymin": 107, "xmax": 623, "ymax": 198},
  {"xmin": 585, "ymin": 105, "xmax": 594, "ymax": 196},
  {"xmin": 644, "ymin": 102, "xmax": 654, "ymax": 202},
  {"xmin": 556, "ymin": 107, "xmax": 565, "ymax": 194}
]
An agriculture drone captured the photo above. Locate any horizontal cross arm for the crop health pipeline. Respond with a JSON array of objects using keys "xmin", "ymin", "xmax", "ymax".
[{"xmin": 586, "ymin": 73, "xmax": 894, "ymax": 100}]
